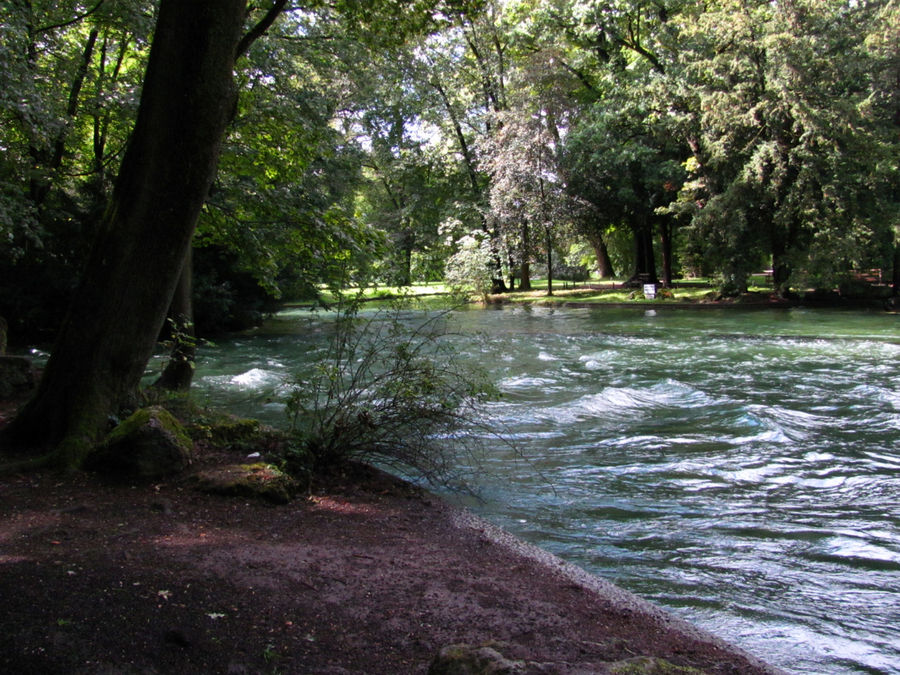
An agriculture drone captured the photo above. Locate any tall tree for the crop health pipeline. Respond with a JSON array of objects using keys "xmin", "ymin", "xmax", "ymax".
[
  {"xmin": 673, "ymin": 0, "xmax": 896, "ymax": 294},
  {"xmin": 2, "ymin": 0, "xmax": 469, "ymax": 464},
  {"xmin": 3, "ymin": 0, "xmax": 251, "ymax": 464}
]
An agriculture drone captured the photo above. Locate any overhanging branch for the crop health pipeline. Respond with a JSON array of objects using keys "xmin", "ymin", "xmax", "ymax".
[{"xmin": 236, "ymin": 0, "xmax": 289, "ymax": 59}]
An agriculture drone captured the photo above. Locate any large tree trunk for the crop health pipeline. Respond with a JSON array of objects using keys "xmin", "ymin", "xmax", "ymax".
[{"xmin": 2, "ymin": 0, "xmax": 247, "ymax": 465}]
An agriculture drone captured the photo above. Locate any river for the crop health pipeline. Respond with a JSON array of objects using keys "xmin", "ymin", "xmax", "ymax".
[{"xmin": 186, "ymin": 304, "xmax": 900, "ymax": 674}]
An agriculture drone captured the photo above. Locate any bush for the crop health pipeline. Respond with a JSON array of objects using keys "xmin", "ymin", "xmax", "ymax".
[
  {"xmin": 444, "ymin": 231, "xmax": 495, "ymax": 301},
  {"xmin": 554, "ymin": 264, "xmax": 591, "ymax": 282},
  {"xmin": 282, "ymin": 302, "xmax": 504, "ymax": 489}
]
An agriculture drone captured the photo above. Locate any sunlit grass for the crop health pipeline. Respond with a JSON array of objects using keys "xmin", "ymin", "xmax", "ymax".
[
  {"xmin": 299, "ymin": 276, "xmax": 774, "ymax": 308},
  {"xmin": 500, "ymin": 278, "xmax": 724, "ymax": 304},
  {"xmin": 315, "ymin": 281, "xmax": 450, "ymax": 306}
]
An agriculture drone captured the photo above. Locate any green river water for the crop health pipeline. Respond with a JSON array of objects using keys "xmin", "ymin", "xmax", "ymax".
[{"xmin": 186, "ymin": 304, "xmax": 900, "ymax": 674}]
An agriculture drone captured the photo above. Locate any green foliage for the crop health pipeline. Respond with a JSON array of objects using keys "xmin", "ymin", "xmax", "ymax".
[
  {"xmin": 191, "ymin": 246, "xmax": 283, "ymax": 334},
  {"xmin": 443, "ymin": 228, "xmax": 496, "ymax": 300},
  {"xmin": 670, "ymin": 0, "xmax": 898, "ymax": 293},
  {"xmin": 283, "ymin": 302, "xmax": 502, "ymax": 488},
  {"xmin": 2, "ymin": 0, "xmax": 897, "ymax": 352},
  {"xmin": 0, "ymin": 1, "xmax": 153, "ymax": 343}
]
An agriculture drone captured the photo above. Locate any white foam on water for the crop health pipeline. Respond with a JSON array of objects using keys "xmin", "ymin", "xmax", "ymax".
[{"xmin": 229, "ymin": 368, "xmax": 280, "ymax": 390}]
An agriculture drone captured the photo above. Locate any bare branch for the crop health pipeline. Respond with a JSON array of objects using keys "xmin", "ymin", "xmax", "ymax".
[
  {"xmin": 36, "ymin": 0, "xmax": 106, "ymax": 34},
  {"xmin": 236, "ymin": 0, "xmax": 289, "ymax": 59}
]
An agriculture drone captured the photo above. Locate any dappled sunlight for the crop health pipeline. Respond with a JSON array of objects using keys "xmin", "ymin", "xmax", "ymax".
[
  {"xmin": 151, "ymin": 529, "xmax": 247, "ymax": 549},
  {"xmin": 0, "ymin": 512, "xmax": 64, "ymax": 565},
  {"xmin": 0, "ymin": 512, "xmax": 61, "ymax": 544},
  {"xmin": 308, "ymin": 495, "xmax": 384, "ymax": 517}
]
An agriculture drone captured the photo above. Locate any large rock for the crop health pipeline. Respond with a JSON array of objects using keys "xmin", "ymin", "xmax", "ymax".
[
  {"xmin": 86, "ymin": 406, "xmax": 192, "ymax": 479},
  {"xmin": 0, "ymin": 355, "xmax": 34, "ymax": 398},
  {"xmin": 193, "ymin": 462, "xmax": 298, "ymax": 504}
]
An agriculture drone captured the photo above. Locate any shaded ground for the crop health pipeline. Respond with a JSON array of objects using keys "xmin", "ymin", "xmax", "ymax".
[
  {"xmin": 0, "ymin": 370, "xmax": 785, "ymax": 674},
  {"xmin": 0, "ymin": 446, "xmax": 784, "ymax": 674}
]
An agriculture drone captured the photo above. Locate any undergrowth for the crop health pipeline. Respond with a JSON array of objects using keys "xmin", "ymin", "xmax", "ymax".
[{"xmin": 280, "ymin": 300, "xmax": 511, "ymax": 491}]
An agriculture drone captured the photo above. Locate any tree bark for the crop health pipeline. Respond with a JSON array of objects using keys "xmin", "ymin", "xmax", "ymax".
[
  {"xmin": 627, "ymin": 217, "xmax": 658, "ymax": 286},
  {"xmin": 2, "ymin": 0, "xmax": 247, "ymax": 464},
  {"xmin": 659, "ymin": 217, "xmax": 673, "ymax": 287},
  {"xmin": 153, "ymin": 248, "xmax": 196, "ymax": 392},
  {"xmin": 892, "ymin": 241, "xmax": 900, "ymax": 297},
  {"xmin": 519, "ymin": 221, "xmax": 532, "ymax": 290},
  {"xmin": 545, "ymin": 227, "xmax": 553, "ymax": 297},
  {"xmin": 401, "ymin": 235, "xmax": 413, "ymax": 286},
  {"xmin": 587, "ymin": 232, "xmax": 614, "ymax": 278}
]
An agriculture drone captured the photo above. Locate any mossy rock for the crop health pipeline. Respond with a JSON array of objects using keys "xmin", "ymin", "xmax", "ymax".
[
  {"xmin": 86, "ymin": 406, "xmax": 192, "ymax": 480},
  {"xmin": 193, "ymin": 462, "xmax": 298, "ymax": 504},
  {"xmin": 188, "ymin": 413, "xmax": 261, "ymax": 448}
]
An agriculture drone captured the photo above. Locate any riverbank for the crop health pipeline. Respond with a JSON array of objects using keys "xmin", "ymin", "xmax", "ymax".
[
  {"xmin": 298, "ymin": 279, "xmax": 897, "ymax": 314},
  {"xmin": 0, "ymin": 444, "xmax": 783, "ymax": 674}
]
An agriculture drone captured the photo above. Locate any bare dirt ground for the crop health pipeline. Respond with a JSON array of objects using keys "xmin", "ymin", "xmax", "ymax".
[
  {"xmin": 0, "ymin": 447, "xmax": 786, "ymax": 675},
  {"xmin": 0, "ymin": 375, "xmax": 785, "ymax": 675}
]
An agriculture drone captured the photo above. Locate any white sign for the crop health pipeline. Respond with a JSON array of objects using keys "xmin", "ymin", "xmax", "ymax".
[{"xmin": 643, "ymin": 283, "xmax": 657, "ymax": 299}]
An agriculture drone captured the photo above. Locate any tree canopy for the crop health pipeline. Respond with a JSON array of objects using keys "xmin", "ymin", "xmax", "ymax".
[{"xmin": 0, "ymin": 0, "xmax": 897, "ymax": 461}]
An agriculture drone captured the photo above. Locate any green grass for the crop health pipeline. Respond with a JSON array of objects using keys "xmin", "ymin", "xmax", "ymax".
[
  {"xmin": 293, "ymin": 277, "xmax": 774, "ymax": 309},
  {"xmin": 316, "ymin": 281, "xmax": 450, "ymax": 306},
  {"xmin": 500, "ymin": 278, "xmax": 723, "ymax": 305}
]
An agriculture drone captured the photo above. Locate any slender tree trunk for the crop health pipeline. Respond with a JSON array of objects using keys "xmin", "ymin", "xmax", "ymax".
[
  {"xmin": 771, "ymin": 224, "xmax": 791, "ymax": 296},
  {"xmin": 489, "ymin": 248, "xmax": 508, "ymax": 294},
  {"xmin": 402, "ymin": 225, "xmax": 415, "ymax": 287},
  {"xmin": 659, "ymin": 218, "xmax": 673, "ymax": 287},
  {"xmin": 519, "ymin": 221, "xmax": 532, "ymax": 290},
  {"xmin": 628, "ymin": 218, "xmax": 658, "ymax": 285},
  {"xmin": 153, "ymin": 248, "xmax": 196, "ymax": 392},
  {"xmin": 545, "ymin": 227, "xmax": 553, "ymax": 297},
  {"xmin": 892, "ymin": 241, "xmax": 899, "ymax": 297},
  {"xmin": 506, "ymin": 252, "xmax": 516, "ymax": 291},
  {"xmin": 588, "ymin": 232, "xmax": 614, "ymax": 278},
  {"xmin": 28, "ymin": 27, "xmax": 99, "ymax": 208},
  {"xmin": 402, "ymin": 240, "xmax": 413, "ymax": 286},
  {"xmin": 2, "ymin": 0, "xmax": 247, "ymax": 464}
]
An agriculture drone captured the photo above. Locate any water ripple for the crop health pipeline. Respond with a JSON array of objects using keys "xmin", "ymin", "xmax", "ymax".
[{"xmin": 197, "ymin": 305, "xmax": 900, "ymax": 675}]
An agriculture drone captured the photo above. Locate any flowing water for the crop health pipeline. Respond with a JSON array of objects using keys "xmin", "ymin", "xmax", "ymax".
[{"xmin": 187, "ymin": 304, "xmax": 900, "ymax": 674}]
